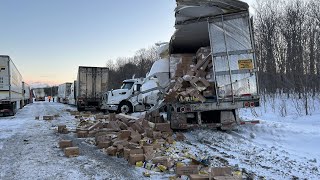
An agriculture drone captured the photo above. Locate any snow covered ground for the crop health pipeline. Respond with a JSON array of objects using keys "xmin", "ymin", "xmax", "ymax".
[
  {"xmin": 0, "ymin": 102, "xmax": 146, "ymax": 180},
  {"xmin": 181, "ymin": 94, "xmax": 320, "ymax": 179},
  {"xmin": 0, "ymin": 95, "xmax": 319, "ymax": 180}
]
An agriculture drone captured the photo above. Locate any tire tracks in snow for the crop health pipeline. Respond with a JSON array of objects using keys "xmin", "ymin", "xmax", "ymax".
[{"xmin": 183, "ymin": 128, "xmax": 320, "ymax": 180}]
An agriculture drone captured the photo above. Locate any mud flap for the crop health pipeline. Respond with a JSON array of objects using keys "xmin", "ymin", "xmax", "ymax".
[{"xmin": 220, "ymin": 110, "xmax": 237, "ymax": 130}]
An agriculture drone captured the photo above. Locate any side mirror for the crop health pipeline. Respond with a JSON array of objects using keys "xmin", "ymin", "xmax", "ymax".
[{"xmin": 133, "ymin": 85, "xmax": 138, "ymax": 92}]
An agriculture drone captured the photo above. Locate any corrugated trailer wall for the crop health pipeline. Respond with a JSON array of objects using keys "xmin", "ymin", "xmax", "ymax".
[{"xmin": 76, "ymin": 66, "xmax": 108, "ymax": 110}]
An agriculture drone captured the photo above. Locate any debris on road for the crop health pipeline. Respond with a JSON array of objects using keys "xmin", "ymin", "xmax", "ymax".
[
  {"xmin": 43, "ymin": 115, "xmax": 54, "ymax": 120},
  {"xmin": 64, "ymin": 147, "xmax": 80, "ymax": 158},
  {"xmin": 59, "ymin": 140, "xmax": 73, "ymax": 149},
  {"xmin": 67, "ymin": 111, "xmax": 242, "ymax": 179}
]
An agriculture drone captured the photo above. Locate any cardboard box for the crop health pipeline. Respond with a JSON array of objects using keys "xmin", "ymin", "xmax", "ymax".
[
  {"xmin": 146, "ymin": 128, "xmax": 154, "ymax": 138},
  {"xmin": 59, "ymin": 140, "xmax": 73, "ymax": 149},
  {"xmin": 106, "ymin": 146, "xmax": 117, "ymax": 156},
  {"xmin": 189, "ymin": 174, "xmax": 209, "ymax": 180},
  {"xmin": 124, "ymin": 148, "xmax": 144, "ymax": 160},
  {"xmin": 175, "ymin": 132, "xmax": 186, "ymax": 141},
  {"xmin": 77, "ymin": 131, "xmax": 88, "ymax": 138},
  {"xmin": 153, "ymin": 131, "xmax": 162, "ymax": 139},
  {"xmin": 131, "ymin": 122, "xmax": 144, "ymax": 134},
  {"xmin": 127, "ymin": 142, "xmax": 140, "ymax": 149},
  {"xmin": 118, "ymin": 130, "xmax": 131, "ymax": 140},
  {"xmin": 153, "ymin": 143, "xmax": 161, "ymax": 150},
  {"xmin": 43, "ymin": 116, "xmax": 54, "ymax": 120},
  {"xmin": 113, "ymin": 139, "xmax": 129, "ymax": 147},
  {"xmin": 129, "ymin": 154, "xmax": 145, "ymax": 165},
  {"xmin": 64, "ymin": 147, "xmax": 79, "ymax": 157},
  {"xmin": 107, "ymin": 121, "xmax": 121, "ymax": 131},
  {"xmin": 95, "ymin": 135, "xmax": 112, "ymax": 144},
  {"xmin": 211, "ymin": 167, "xmax": 232, "ymax": 176},
  {"xmin": 124, "ymin": 148, "xmax": 131, "ymax": 160},
  {"xmin": 155, "ymin": 123, "xmax": 172, "ymax": 132},
  {"xmin": 213, "ymin": 176, "xmax": 241, "ymax": 180},
  {"xmin": 143, "ymin": 145, "xmax": 154, "ymax": 155},
  {"xmin": 144, "ymin": 153, "xmax": 155, "ymax": 161},
  {"xmin": 88, "ymin": 122, "xmax": 103, "ymax": 131},
  {"xmin": 152, "ymin": 156, "xmax": 170, "ymax": 167},
  {"xmin": 58, "ymin": 125, "xmax": 67, "ymax": 133},
  {"xmin": 141, "ymin": 119, "xmax": 150, "ymax": 128},
  {"xmin": 97, "ymin": 141, "xmax": 112, "ymax": 149},
  {"xmin": 167, "ymin": 136, "xmax": 174, "ymax": 144},
  {"xmin": 118, "ymin": 121, "xmax": 128, "ymax": 130},
  {"xmin": 62, "ymin": 128, "xmax": 69, "ymax": 134},
  {"xmin": 70, "ymin": 111, "xmax": 80, "ymax": 116},
  {"xmin": 109, "ymin": 113, "xmax": 116, "ymax": 121},
  {"xmin": 130, "ymin": 134, "xmax": 142, "ymax": 143},
  {"xmin": 176, "ymin": 165, "xmax": 200, "ymax": 175}
]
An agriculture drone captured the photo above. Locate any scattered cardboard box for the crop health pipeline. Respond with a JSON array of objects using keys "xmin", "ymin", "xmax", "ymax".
[
  {"xmin": 176, "ymin": 165, "xmax": 200, "ymax": 176},
  {"xmin": 97, "ymin": 141, "xmax": 112, "ymax": 149},
  {"xmin": 59, "ymin": 140, "xmax": 73, "ymax": 149},
  {"xmin": 152, "ymin": 156, "xmax": 170, "ymax": 167},
  {"xmin": 64, "ymin": 147, "xmax": 79, "ymax": 157},
  {"xmin": 43, "ymin": 116, "xmax": 54, "ymax": 120},
  {"xmin": 58, "ymin": 125, "xmax": 67, "ymax": 133},
  {"xmin": 77, "ymin": 131, "xmax": 88, "ymax": 138},
  {"xmin": 129, "ymin": 154, "xmax": 145, "ymax": 165},
  {"xmin": 189, "ymin": 174, "xmax": 209, "ymax": 180},
  {"xmin": 118, "ymin": 130, "xmax": 131, "ymax": 140},
  {"xmin": 106, "ymin": 146, "xmax": 117, "ymax": 156}
]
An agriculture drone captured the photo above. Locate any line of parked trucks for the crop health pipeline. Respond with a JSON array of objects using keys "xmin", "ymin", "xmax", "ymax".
[
  {"xmin": 0, "ymin": 55, "xmax": 32, "ymax": 116},
  {"xmin": 2, "ymin": 0, "xmax": 260, "ymax": 130},
  {"xmin": 56, "ymin": 0, "xmax": 260, "ymax": 130}
]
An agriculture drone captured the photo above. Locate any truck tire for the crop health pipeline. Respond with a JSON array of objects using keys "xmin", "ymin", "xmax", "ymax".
[
  {"xmin": 77, "ymin": 106, "xmax": 85, "ymax": 111},
  {"xmin": 118, "ymin": 101, "xmax": 133, "ymax": 114}
]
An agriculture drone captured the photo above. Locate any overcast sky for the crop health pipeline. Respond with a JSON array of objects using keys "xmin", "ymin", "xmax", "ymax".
[{"xmin": 0, "ymin": 0, "xmax": 254, "ymax": 86}]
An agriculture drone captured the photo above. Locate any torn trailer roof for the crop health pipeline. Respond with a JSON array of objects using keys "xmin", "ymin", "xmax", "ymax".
[{"xmin": 170, "ymin": 0, "xmax": 250, "ymax": 54}]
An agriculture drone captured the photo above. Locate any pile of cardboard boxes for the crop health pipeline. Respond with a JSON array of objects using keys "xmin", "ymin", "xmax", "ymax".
[
  {"xmin": 65, "ymin": 112, "xmax": 242, "ymax": 179},
  {"xmin": 166, "ymin": 47, "xmax": 216, "ymax": 103}
]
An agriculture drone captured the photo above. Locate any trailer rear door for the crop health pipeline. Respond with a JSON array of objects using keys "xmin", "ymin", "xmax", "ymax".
[{"xmin": 208, "ymin": 12, "xmax": 258, "ymax": 103}]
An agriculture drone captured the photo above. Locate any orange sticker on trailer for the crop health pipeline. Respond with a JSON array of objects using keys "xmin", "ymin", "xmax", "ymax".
[{"xmin": 238, "ymin": 59, "xmax": 253, "ymax": 69}]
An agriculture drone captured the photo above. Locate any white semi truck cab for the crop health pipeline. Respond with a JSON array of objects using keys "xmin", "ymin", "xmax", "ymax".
[{"xmin": 101, "ymin": 78, "xmax": 144, "ymax": 113}]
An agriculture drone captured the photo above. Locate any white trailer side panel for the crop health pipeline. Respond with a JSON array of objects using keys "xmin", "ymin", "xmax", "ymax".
[
  {"xmin": 0, "ymin": 56, "xmax": 10, "ymax": 100},
  {"xmin": 0, "ymin": 56, "xmax": 23, "ymax": 102}
]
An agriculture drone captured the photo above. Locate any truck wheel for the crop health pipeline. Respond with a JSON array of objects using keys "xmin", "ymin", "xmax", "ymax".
[
  {"xmin": 118, "ymin": 102, "xmax": 133, "ymax": 114},
  {"xmin": 77, "ymin": 106, "xmax": 84, "ymax": 111}
]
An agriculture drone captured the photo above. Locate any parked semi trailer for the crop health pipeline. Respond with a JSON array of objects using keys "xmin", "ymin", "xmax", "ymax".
[
  {"xmin": 0, "ymin": 55, "xmax": 24, "ymax": 116},
  {"xmin": 58, "ymin": 82, "xmax": 72, "ymax": 104},
  {"xmin": 22, "ymin": 81, "xmax": 32, "ymax": 106},
  {"xmin": 33, "ymin": 88, "xmax": 45, "ymax": 101},
  {"xmin": 68, "ymin": 80, "xmax": 77, "ymax": 105},
  {"xmin": 76, "ymin": 66, "xmax": 109, "ymax": 111}
]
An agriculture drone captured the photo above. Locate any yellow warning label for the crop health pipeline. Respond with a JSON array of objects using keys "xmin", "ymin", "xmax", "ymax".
[{"xmin": 238, "ymin": 59, "xmax": 253, "ymax": 69}]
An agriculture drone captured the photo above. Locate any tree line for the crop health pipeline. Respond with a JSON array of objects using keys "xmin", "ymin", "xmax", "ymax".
[
  {"xmin": 105, "ymin": 46, "xmax": 158, "ymax": 90},
  {"xmin": 255, "ymin": 0, "xmax": 320, "ymax": 95}
]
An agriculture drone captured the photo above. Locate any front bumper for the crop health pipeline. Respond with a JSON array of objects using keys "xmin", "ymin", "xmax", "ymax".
[{"xmin": 105, "ymin": 105, "xmax": 118, "ymax": 111}]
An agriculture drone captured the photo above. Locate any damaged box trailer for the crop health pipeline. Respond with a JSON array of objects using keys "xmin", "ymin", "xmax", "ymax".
[
  {"xmin": 144, "ymin": 0, "xmax": 260, "ymax": 130},
  {"xmin": 0, "ymin": 55, "xmax": 24, "ymax": 116},
  {"xmin": 76, "ymin": 66, "xmax": 109, "ymax": 111}
]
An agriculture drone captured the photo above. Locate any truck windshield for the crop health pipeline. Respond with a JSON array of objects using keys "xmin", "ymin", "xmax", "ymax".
[{"xmin": 121, "ymin": 82, "xmax": 134, "ymax": 90}]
